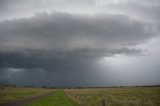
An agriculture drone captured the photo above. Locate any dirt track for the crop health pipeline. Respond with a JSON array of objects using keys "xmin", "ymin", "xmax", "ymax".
[{"xmin": 0, "ymin": 92, "xmax": 52, "ymax": 106}]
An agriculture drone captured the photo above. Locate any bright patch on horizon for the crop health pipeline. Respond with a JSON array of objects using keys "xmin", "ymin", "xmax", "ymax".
[{"xmin": 100, "ymin": 54, "xmax": 132, "ymax": 67}]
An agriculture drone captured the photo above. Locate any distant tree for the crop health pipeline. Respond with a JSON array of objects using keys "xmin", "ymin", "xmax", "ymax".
[
  {"xmin": 77, "ymin": 86, "xmax": 82, "ymax": 89},
  {"xmin": 120, "ymin": 86, "xmax": 124, "ymax": 88},
  {"xmin": 51, "ymin": 86, "xmax": 55, "ymax": 89},
  {"xmin": 25, "ymin": 85, "xmax": 34, "ymax": 88},
  {"xmin": 42, "ymin": 86, "xmax": 46, "ymax": 88}
]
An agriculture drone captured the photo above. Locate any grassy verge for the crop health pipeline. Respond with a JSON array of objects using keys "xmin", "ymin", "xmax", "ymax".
[
  {"xmin": 0, "ymin": 86, "xmax": 52, "ymax": 103},
  {"xmin": 26, "ymin": 90, "xmax": 78, "ymax": 106}
]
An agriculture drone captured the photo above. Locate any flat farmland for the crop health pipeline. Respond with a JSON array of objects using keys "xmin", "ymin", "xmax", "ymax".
[
  {"xmin": 65, "ymin": 87, "xmax": 160, "ymax": 106},
  {"xmin": 0, "ymin": 86, "xmax": 160, "ymax": 106},
  {"xmin": 0, "ymin": 86, "xmax": 52, "ymax": 103}
]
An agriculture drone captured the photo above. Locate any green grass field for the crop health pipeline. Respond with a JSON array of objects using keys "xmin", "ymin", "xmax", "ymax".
[
  {"xmin": 26, "ymin": 90, "xmax": 77, "ymax": 106},
  {"xmin": 0, "ymin": 86, "xmax": 52, "ymax": 103},
  {"xmin": 0, "ymin": 86, "xmax": 160, "ymax": 106}
]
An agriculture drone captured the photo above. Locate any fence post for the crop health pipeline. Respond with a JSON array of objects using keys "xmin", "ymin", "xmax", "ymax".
[{"xmin": 102, "ymin": 99, "xmax": 106, "ymax": 106}]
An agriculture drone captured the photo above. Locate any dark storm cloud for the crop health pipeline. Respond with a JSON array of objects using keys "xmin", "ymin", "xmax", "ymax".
[
  {"xmin": 0, "ymin": 12, "xmax": 153, "ymax": 72},
  {"xmin": 0, "ymin": 12, "xmax": 155, "ymax": 51},
  {"xmin": 0, "ymin": 0, "xmax": 160, "ymax": 87},
  {"xmin": 0, "ymin": 45, "xmax": 148, "ymax": 86},
  {"xmin": 0, "ymin": 49, "xmax": 105, "ymax": 87},
  {"xmin": 0, "ymin": 47, "xmax": 145, "ymax": 70},
  {"xmin": 0, "ymin": 67, "xmax": 48, "ymax": 86}
]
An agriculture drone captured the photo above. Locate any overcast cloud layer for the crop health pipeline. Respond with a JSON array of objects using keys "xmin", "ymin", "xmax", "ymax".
[{"xmin": 0, "ymin": 0, "xmax": 160, "ymax": 87}]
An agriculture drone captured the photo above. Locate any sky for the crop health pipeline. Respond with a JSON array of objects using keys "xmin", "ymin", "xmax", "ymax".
[{"xmin": 0, "ymin": 0, "xmax": 160, "ymax": 87}]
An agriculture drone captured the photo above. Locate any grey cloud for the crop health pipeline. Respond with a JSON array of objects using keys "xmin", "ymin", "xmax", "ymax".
[
  {"xmin": 100, "ymin": 0, "xmax": 160, "ymax": 22},
  {"xmin": 111, "ymin": 47, "xmax": 147, "ymax": 56},
  {"xmin": 0, "ymin": 12, "xmax": 155, "ymax": 52},
  {"xmin": 0, "ymin": 0, "xmax": 160, "ymax": 23},
  {"xmin": 0, "ymin": 12, "xmax": 153, "ymax": 76},
  {"xmin": 0, "ymin": 0, "xmax": 95, "ymax": 20}
]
